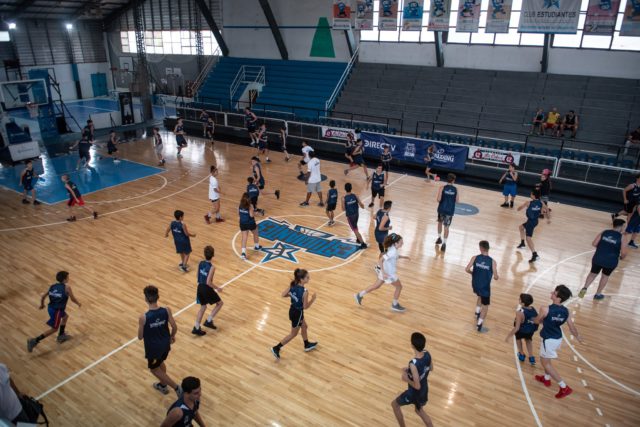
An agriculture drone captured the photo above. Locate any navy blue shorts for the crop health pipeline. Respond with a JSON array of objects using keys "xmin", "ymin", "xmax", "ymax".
[
  {"xmin": 240, "ymin": 222, "xmax": 257, "ymax": 231},
  {"xmin": 147, "ymin": 350, "xmax": 169, "ymax": 369},
  {"xmin": 176, "ymin": 135, "xmax": 187, "ymax": 147},
  {"xmin": 47, "ymin": 307, "xmax": 66, "ymax": 328},
  {"xmin": 353, "ymin": 155, "xmax": 364, "ymax": 165},
  {"xmin": 347, "ymin": 214, "xmax": 359, "ymax": 232},
  {"xmin": 503, "ymin": 183, "xmax": 517, "ymax": 197},
  {"xmin": 23, "ymin": 181, "xmax": 33, "ymax": 191},
  {"xmin": 289, "ymin": 307, "xmax": 304, "ymax": 328},
  {"xmin": 523, "ymin": 219, "xmax": 538, "ymax": 237},
  {"xmin": 396, "ymin": 387, "xmax": 428, "ymax": 410},
  {"xmin": 375, "ymin": 231, "xmax": 388, "ymax": 244},
  {"xmin": 326, "ymin": 203, "xmax": 336, "ymax": 212},
  {"xmin": 175, "ymin": 241, "xmax": 192, "ymax": 254},
  {"xmin": 79, "ymin": 150, "xmax": 90, "ymax": 160}
]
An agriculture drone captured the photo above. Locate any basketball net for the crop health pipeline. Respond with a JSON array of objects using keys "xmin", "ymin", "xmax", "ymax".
[{"xmin": 26, "ymin": 102, "xmax": 39, "ymax": 119}]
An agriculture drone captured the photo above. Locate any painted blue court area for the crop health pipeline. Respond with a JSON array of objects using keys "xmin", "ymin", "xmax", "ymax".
[{"xmin": 0, "ymin": 155, "xmax": 164, "ymax": 204}]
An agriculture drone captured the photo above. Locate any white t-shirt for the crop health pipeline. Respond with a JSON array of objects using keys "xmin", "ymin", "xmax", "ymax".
[
  {"xmin": 307, "ymin": 158, "xmax": 321, "ymax": 184},
  {"xmin": 302, "ymin": 145, "xmax": 314, "ymax": 162},
  {"xmin": 0, "ymin": 364, "xmax": 22, "ymax": 421},
  {"xmin": 382, "ymin": 245, "xmax": 399, "ymax": 278},
  {"xmin": 208, "ymin": 176, "xmax": 220, "ymax": 201}
]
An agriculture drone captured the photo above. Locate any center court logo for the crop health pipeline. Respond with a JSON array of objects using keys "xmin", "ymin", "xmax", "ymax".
[{"xmin": 257, "ymin": 218, "xmax": 361, "ymax": 264}]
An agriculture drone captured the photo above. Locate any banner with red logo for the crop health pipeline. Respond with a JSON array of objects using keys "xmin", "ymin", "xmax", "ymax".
[
  {"xmin": 321, "ymin": 126, "xmax": 356, "ymax": 140},
  {"xmin": 467, "ymin": 146, "xmax": 521, "ymax": 166}
]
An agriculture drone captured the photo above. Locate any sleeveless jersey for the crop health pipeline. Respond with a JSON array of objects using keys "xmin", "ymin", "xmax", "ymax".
[
  {"xmin": 289, "ymin": 284, "xmax": 306, "ymax": 310},
  {"xmin": 628, "ymin": 183, "xmax": 640, "ymax": 205},
  {"xmin": 592, "ymin": 229, "xmax": 622, "ymax": 269},
  {"xmin": 344, "ymin": 194, "xmax": 359, "ymax": 216},
  {"xmin": 406, "ymin": 351, "xmax": 431, "ymax": 393},
  {"xmin": 526, "ymin": 200, "xmax": 543, "ymax": 221},
  {"xmin": 375, "ymin": 209, "xmax": 390, "ymax": 242},
  {"xmin": 47, "ymin": 283, "xmax": 68, "ymax": 310},
  {"xmin": 518, "ymin": 306, "xmax": 539, "ymax": 335},
  {"xmin": 438, "ymin": 185, "xmax": 457, "ymax": 215},
  {"xmin": 259, "ymin": 130, "xmax": 268, "ymax": 143},
  {"xmin": 504, "ymin": 171, "xmax": 516, "ymax": 184},
  {"xmin": 154, "ymin": 134, "xmax": 163, "ymax": 146},
  {"xmin": 143, "ymin": 307, "xmax": 170, "ymax": 359},
  {"xmin": 167, "ymin": 398, "xmax": 199, "ymax": 427},
  {"xmin": 82, "ymin": 126, "xmax": 92, "ymax": 140},
  {"xmin": 245, "ymin": 112, "xmax": 253, "ymax": 126},
  {"xmin": 200, "ymin": 112, "xmax": 209, "ymax": 122},
  {"xmin": 197, "ymin": 260, "xmax": 212, "ymax": 285},
  {"xmin": 540, "ymin": 304, "xmax": 568, "ymax": 340},
  {"xmin": 381, "ymin": 152, "xmax": 392, "ymax": 163},
  {"xmin": 170, "ymin": 221, "xmax": 189, "ymax": 244},
  {"xmin": 239, "ymin": 206, "xmax": 253, "ymax": 225},
  {"xmin": 66, "ymin": 181, "xmax": 81, "ymax": 198},
  {"xmin": 371, "ymin": 171, "xmax": 385, "ymax": 190},
  {"xmin": 175, "ymin": 124, "xmax": 184, "ymax": 134},
  {"xmin": 327, "ymin": 188, "xmax": 338, "ymax": 205},
  {"xmin": 247, "ymin": 183, "xmax": 260, "ymax": 199},
  {"xmin": 253, "ymin": 163, "xmax": 264, "ymax": 185},
  {"xmin": 79, "ymin": 139, "xmax": 91, "ymax": 152},
  {"xmin": 206, "ymin": 121, "xmax": 214, "ymax": 131},
  {"xmin": 22, "ymin": 169, "xmax": 34, "ymax": 186},
  {"xmin": 471, "ymin": 254, "xmax": 493, "ymax": 297}
]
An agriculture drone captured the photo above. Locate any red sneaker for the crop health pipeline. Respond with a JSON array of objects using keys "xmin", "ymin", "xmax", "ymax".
[
  {"xmin": 555, "ymin": 386, "xmax": 573, "ymax": 399},
  {"xmin": 535, "ymin": 375, "xmax": 551, "ymax": 387},
  {"xmin": 204, "ymin": 214, "xmax": 211, "ymax": 224},
  {"xmin": 215, "ymin": 218, "xmax": 225, "ymax": 223}
]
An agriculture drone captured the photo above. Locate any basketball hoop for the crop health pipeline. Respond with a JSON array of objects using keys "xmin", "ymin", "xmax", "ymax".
[{"xmin": 26, "ymin": 102, "xmax": 39, "ymax": 118}]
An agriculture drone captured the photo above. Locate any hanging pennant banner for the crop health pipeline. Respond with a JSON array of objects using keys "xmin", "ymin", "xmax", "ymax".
[
  {"xmin": 402, "ymin": 0, "xmax": 425, "ymax": 30},
  {"xmin": 456, "ymin": 0, "xmax": 482, "ymax": 32},
  {"xmin": 518, "ymin": 0, "xmax": 581, "ymax": 34},
  {"xmin": 428, "ymin": 0, "xmax": 452, "ymax": 31},
  {"xmin": 333, "ymin": 1, "xmax": 352, "ymax": 30},
  {"xmin": 584, "ymin": 0, "xmax": 621, "ymax": 35},
  {"xmin": 486, "ymin": 0, "xmax": 513, "ymax": 33},
  {"xmin": 620, "ymin": 1, "xmax": 640, "ymax": 36},
  {"xmin": 379, "ymin": 0, "xmax": 399, "ymax": 30},
  {"xmin": 355, "ymin": 0, "xmax": 374, "ymax": 30}
]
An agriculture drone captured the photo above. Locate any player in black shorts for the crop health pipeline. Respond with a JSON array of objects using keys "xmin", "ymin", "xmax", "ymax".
[
  {"xmin": 612, "ymin": 174, "xmax": 640, "ymax": 222},
  {"xmin": 106, "ymin": 129, "xmax": 120, "ymax": 163},
  {"xmin": 381, "ymin": 144, "xmax": 392, "ymax": 173},
  {"xmin": 174, "ymin": 118, "xmax": 188, "ymax": 158},
  {"xmin": 192, "ymin": 245, "xmax": 224, "ymax": 336},
  {"xmin": 70, "ymin": 135, "xmax": 92, "ymax": 170},
  {"xmin": 205, "ymin": 117, "xmax": 215, "ymax": 150},
  {"xmin": 279, "ymin": 124, "xmax": 292, "ymax": 161},
  {"xmin": 505, "ymin": 293, "xmax": 538, "ymax": 366},
  {"xmin": 19, "ymin": 160, "xmax": 40, "ymax": 205},
  {"xmin": 326, "ymin": 180, "xmax": 338, "ymax": 226},
  {"xmin": 244, "ymin": 107, "xmax": 258, "ymax": 146}
]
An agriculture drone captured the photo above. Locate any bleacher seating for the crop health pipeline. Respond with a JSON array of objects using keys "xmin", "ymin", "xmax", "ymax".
[
  {"xmin": 196, "ymin": 57, "xmax": 347, "ymax": 118},
  {"xmin": 333, "ymin": 63, "xmax": 640, "ymax": 164}
]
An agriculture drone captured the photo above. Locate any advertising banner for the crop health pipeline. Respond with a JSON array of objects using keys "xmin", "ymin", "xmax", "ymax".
[
  {"xmin": 456, "ymin": 0, "xmax": 482, "ymax": 32},
  {"xmin": 486, "ymin": 0, "xmax": 513, "ymax": 33},
  {"xmin": 321, "ymin": 126, "xmax": 356, "ymax": 140},
  {"xmin": 361, "ymin": 132, "xmax": 468, "ymax": 171},
  {"xmin": 584, "ymin": 0, "xmax": 621, "ymax": 35},
  {"xmin": 402, "ymin": 0, "xmax": 425, "ymax": 30},
  {"xmin": 333, "ymin": 1, "xmax": 353, "ymax": 30},
  {"xmin": 428, "ymin": 0, "xmax": 453, "ymax": 31},
  {"xmin": 379, "ymin": 0, "xmax": 400, "ymax": 30},
  {"xmin": 620, "ymin": 1, "xmax": 640, "ymax": 36},
  {"xmin": 518, "ymin": 0, "xmax": 581, "ymax": 34},
  {"xmin": 355, "ymin": 0, "xmax": 374, "ymax": 30},
  {"xmin": 467, "ymin": 146, "xmax": 522, "ymax": 166}
]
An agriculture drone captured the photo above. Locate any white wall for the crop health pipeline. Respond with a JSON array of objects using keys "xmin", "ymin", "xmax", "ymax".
[
  {"xmin": 359, "ymin": 42, "xmax": 437, "ymax": 66},
  {"xmin": 548, "ymin": 49, "xmax": 640, "ymax": 79},
  {"xmin": 222, "ymin": 0, "xmax": 352, "ymax": 62},
  {"xmin": 20, "ymin": 62, "xmax": 112, "ymax": 101},
  {"xmin": 445, "ymin": 44, "xmax": 543, "ymax": 72}
]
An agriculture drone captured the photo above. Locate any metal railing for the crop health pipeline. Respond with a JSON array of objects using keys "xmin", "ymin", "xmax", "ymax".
[
  {"xmin": 229, "ymin": 65, "xmax": 266, "ymax": 107},
  {"xmin": 556, "ymin": 159, "xmax": 640, "ymax": 190},
  {"xmin": 325, "ymin": 45, "xmax": 359, "ymax": 112},
  {"xmin": 192, "ymin": 47, "xmax": 222, "ymax": 94}
]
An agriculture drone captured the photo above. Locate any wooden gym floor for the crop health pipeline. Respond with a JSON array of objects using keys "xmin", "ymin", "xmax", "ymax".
[{"xmin": 0, "ymin": 132, "xmax": 638, "ymax": 426}]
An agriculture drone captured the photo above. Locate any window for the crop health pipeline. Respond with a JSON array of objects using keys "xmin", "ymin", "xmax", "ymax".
[{"xmin": 119, "ymin": 31, "xmax": 220, "ymax": 55}]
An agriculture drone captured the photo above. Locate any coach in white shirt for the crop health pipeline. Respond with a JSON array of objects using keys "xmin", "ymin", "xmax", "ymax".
[
  {"xmin": 300, "ymin": 151, "xmax": 324, "ymax": 207},
  {"xmin": 0, "ymin": 364, "xmax": 28, "ymax": 424},
  {"xmin": 204, "ymin": 165, "xmax": 224, "ymax": 223}
]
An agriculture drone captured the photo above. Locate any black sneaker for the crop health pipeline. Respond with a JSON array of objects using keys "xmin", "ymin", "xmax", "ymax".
[
  {"xmin": 271, "ymin": 346, "xmax": 281, "ymax": 360},
  {"xmin": 435, "ymin": 237, "xmax": 442, "ymax": 244},
  {"xmin": 275, "ymin": 190, "xmax": 280, "ymax": 200},
  {"xmin": 33, "ymin": 200, "xmax": 41, "ymax": 205},
  {"xmin": 318, "ymin": 202, "xmax": 325, "ymax": 207},
  {"xmin": 299, "ymin": 201, "xmax": 309, "ymax": 207},
  {"xmin": 304, "ymin": 341, "xmax": 318, "ymax": 352},
  {"xmin": 440, "ymin": 243, "xmax": 447, "ymax": 252},
  {"xmin": 368, "ymin": 202, "xmax": 374, "ymax": 208},
  {"xmin": 191, "ymin": 327, "xmax": 206, "ymax": 336},
  {"xmin": 509, "ymin": 201, "xmax": 514, "ymax": 208},
  {"xmin": 517, "ymin": 242, "xmax": 526, "ymax": 249},
  {"xmin": 500, "ymin": 203, "xmax": 509, "ymax": 208},
  {"xmin": 203, "ymin": 320, "xmax": 217, "ymax": 330},
  {"xmin": 93, "ymin": 211, "xmax": 98, "ymax": 219},
  {"xmin": 27, "ymin": 338, "xmax": 38, "ymax": 353},
  {"xmin": 529, "ymin": 253, "xmax": 539, "ymax": 263},
  {"xmin": 22, "ymin": 199, "xmax": 30, "ymax": 204},
  {"xmin": 360, "ymin": 242, "xmax": 368, "ymax": 249},
  {"xmin": 259, "ymin": 209, "xmax": 266, "ymax": 216},
  {"xmin": 66, "ymin": 216, "xmax": 76, "ymax": 222}
]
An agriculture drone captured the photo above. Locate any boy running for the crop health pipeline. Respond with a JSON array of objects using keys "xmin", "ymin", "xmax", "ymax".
[
  {"xmin": 165, "ymin": 210, "xmax": 195, "ymax": 272},
  {"xmin": 465, "ymin": 240, "xmax": 499, "ymax": 332},
  {"xmin": 192, "ymin": 245, "xmax": 224, "ymax": 336},
  {"xmin": 326, "ymin": 180, "xmax": 338, "ymax": 226},
  {"xmin": 62, "ymin": 174, "xmax": 97, "ymax": 221},
  {"xmin": 344, "ymin": 139, "xmax": 369, "ymax": 180},
  {"xmin": 106, "ymin": 130, "xmax": 120, "ymax": 163},
  {"xmin": 374, "ymin": 201, "xmax": 393, "ymax": 253},
  {"xmin": 279, "ymin": 124, "xmax": 291, "ymax": 161},
  {"xmin": 368, "ymin": 164, "xmax": 388, "ymax": 208},
  {"xmin": 27, "ymin": 271, "xmax": 81, "ymax": 352},
  {"xmin": 199, "ymin": 109, "xmax": 209, "ymax": 136},
  {"xmin": 342, "ymin": 182, "xmax": 367, "ymax": 249},
  {"xmin": 251, "ymin": 156, "xmax": 280, "ymax": 199},
  {"xmin": 247, "ymin": 176, "xmax": 264, "ymax": 215},
  {"xmin": 244, "ymin": 107, "xmax": 258, "ymax": 146},
  {"xmin": 517, "ymin": 189, "xmax": 549, "ymax": 263},
  {"xmin": 174, "ymin": 118, "xmax": 188, "ymax": 158},
  {"xmin": 435, "ymin": 173, "xmax": 458, "ymax": 252},
  {"xmin": 153, "ymin": 127, "xmax": 166, "ymax": 166},
  {"xmin": 70, "ymin": 134, "xmax": 92, "ymax": 170},
  {"xmin": 205, "ymin": 117, "xmax": 215, "ymax": 149},
  {"xmin": 256, "ymin": 123, "xmax": 271, "ymax": 163},
  {"xmin": 505, "ymin": 293, "xmax": 538, "ymax": 366},
  {"xmin": 381, "ymin": 144, "xmax": 392, "ymax": 174},
  {"xmin": 204, "ymin": 166, "xmax": 224, "ymax": 224},
  {"xmin": 19, "ymin": 160, "xmax": 40, "ymax": 205}
]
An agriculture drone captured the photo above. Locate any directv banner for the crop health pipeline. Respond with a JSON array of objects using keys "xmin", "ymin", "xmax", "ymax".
[
  {"xmin": 379, "ymin": 0, "xmax": 400, "ymax": 30},
  {"xmin": 456, "ymin": 0, "xmax": 482, "ymax": 32},
  {"xmin": 428, "ymin": 0, "xmax": 452, "ymax": 31},
  {"xmin": 333, "ymin": 1, "xmax": 352, "ymax": 30},
  {"xmin": 402, "ymin": 0, "xmax": 425, "ymax": 30},
  {"xmin": 518, "ymin": 0, "xmax": 581, "ymax": 34},
  {"xmin": 620, "ymin": 1, "xmax": 640, "ymax": 36},
  {"xmin": 355, "ymin": 0, "xmax": 374, "ymax": 30},
  {"xmin": 486, "ymin": 0, "xmax": 513, "ymax": 33},
  {"xmin": 321, "ymin": 126, "xmax": 355, "ymax": 140},
  {"xmin": 361, "ymin": 132, "xmax": 468, "ymax": 171},
  {"xmin": 584, "ymin": 0, "xmax": 621, "ymax": 35},
  {"xmin": 467, "ymin": 146, "xmax": 521, "ymax": 166}
]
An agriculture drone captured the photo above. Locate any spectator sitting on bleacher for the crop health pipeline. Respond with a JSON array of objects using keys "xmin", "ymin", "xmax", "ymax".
[
  {"xmin": 542, "ymin": 107, "xmax": 560, "ymax": 137},
  {"xmin": 531, "ymin": 108, "xmax": 544, "ymax": 135},
  {"xmin": 624, "ymin": 126, "xmax": 640, "ymax": 156},
  {"xmin": 559, "ymin": 110, "xmax": 579, "ymax": 139}
]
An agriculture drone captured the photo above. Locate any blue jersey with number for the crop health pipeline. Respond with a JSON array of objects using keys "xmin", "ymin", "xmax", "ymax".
[
  {"xmin": 471, "ymin": 254, "xmax": 493, "ymax": 297},
  {"xmin": 48, "ymin": 283, "xmax": 68, "ymax": 310},
  {"xmin": 375, "ymin": 209, "xmax": 390, "ymax": 243},
  {"xmin": 592, "ymin": 230, "xmax": 622, "ymax": 269},
  {"xmin": 143, "ymin": 307, "xmax": 170, "ymax": 359},
  {"xmin": 328, "ymin": 188, "xmax": 338, "ymax": 205},
  {"xmin": 197, "ymin": 260, "xmax": 212, "ymax": 285},
  {"xmin": 540, "ymin": 304, "xmax": 568, "ymax": 340},
  {"xmin": 438, "ymin": 185, "xmax": 457, "ymax": 215},
  {"xmin": 289, "ymin": 284, "xmax": 306, "ymax": 310},
  {"xmin": 344, "ymin": 194, "xmax": 359, "ymax": 216},
  {"xmin": 518, "ymin": 306, "xmax": 539, "ymax": 335}
]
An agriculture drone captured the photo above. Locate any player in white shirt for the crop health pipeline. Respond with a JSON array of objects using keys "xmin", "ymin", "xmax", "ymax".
[
  {"xmin": 354, "ymin": 234, "xmax": 408, "ymax": 312},
  {"xmin": 204, "ymin": 166, "xmax": 224, "ymax": 224},
  {"xmin": 299, "ymin": 151, "xmax": 324, "ymax": 207},
  {"xmin": 298, "ymin": 141, "xmax": 314, "ymax": 178}
]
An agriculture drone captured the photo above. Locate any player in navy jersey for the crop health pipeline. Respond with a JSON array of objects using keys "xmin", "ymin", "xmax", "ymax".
[
  {"xmin": 499, "ymin": 163, "xmax": 518, "ymax": 208},
  {"xmin": 391, "ymin": 332, "xmax": 434, "ymax": 427},
  {"xmin": 505, "ymin": 293, "xmax": 538, "ymax": 366},
  {"xmin": 153, "ymin": 127, "xmax": 166, "ymax": 166},
  {"xmin": 192, "ymin": 246, "xmax": 224, "ymax": 336},
  {"xmin": 19, "ymin": 160, "xmax": 40, "ymax": 205},
  {"xmin": 199, "ymin": 109, "xmax": 209, "ymax": 136},
  {"xmin": 205, "ymin": 117, "xmax": 215, "ymax": 149},
  {"xmin": 517, "ymin": 189, "xmax": 549, "ymax": 263},
  {"xmin": 344, "ymin": 139, "xmax": 369, "ymax": 180},
  {"xmin": 247, "ymin": 176, "xmax": 264, "ymax": 215},
  {"xmin": 61, "ymin": 174, "xmax": 97, "ymax": 221},
  {"xmin": 161, "ymin": 376, "xmax": 204, "ymax": 427},
  {"xmin": 256, "ymin": 123, "xmax": 271, "ymax": 163},
  {"xmin": 244, "ymin": 107, "xmax": 258, "ymax": 146},
  {"xmin": 465, "ymin": 241, "xmax": 499, "ymax": 332},
  {"xmin": 626, "ymin": 204, "xmax": 640, "ymax": 249},
  {"xmin": 381, "ymin": 144, "xmax": 392, "ymax": 173},
  {"xmin": 83, "ymin": 119, "xmax": 95, "ymax": 142},
  {"xmin": 270, "ymin": 269, "xmax": 318, "ymax": 360},
  {"xmin": 355, "ymin": 233, "xmax": 408, "ymax": 312},
  {"xmin": 612, "ymin": 174, "xmax": 640, "ymax": 225},
  {"xmin": 424, "ymin": 144, "xmax": 436, "ymax": 182},
  {"xmin": 70, "ymin": 133, "xmax": 93, "ymax": 170},
  {"xmin": 368, "ymin": 164, "xmax": 388, "ymax": 208},
  {"xmin": 534, "ymin": 285, "xmax": 583, "ymax": 399},
  {"xmin": 435, "ymin": 173, "xmax": 458, "ymax": 252},
  {"xmin": 342, "ymin": 182, "xmax": 367, "ymax": 249},
  {"xmin": 138, "ymin": 285, "xmax": 182, "ymax": 397},
  {"xmin": 165, "ymin": 210, "xmax": 196, "ymax": 272},
  {"xmin": 345, "ymin": 132, "xmax": 355, "ymax": 165},
  {"xmin": 578, "ymin": 218, "xmax": 627, "ymax": 300},
  {"xmin": 375, "ymin": 201, "xmax": 393, "ymax": 253},
  {"xmin": 251, "ymin": 156, "xmax": 280, "ymax": 199},
  {"xmin": 278, "ymin": 124, "xmax": 291, "ymax": 161},
  {"xmin": 238, "ymin": 192, "xmax": 262, "ymax": 260},
  {"xmin": 174, "ymin": 118, "xmax": 188, "ymax": 158},
  {"xmin": 325, "ymin": 180, "xmax": 338, "ymax": 226},
  {"xmin": 27, "ymin": 271, "xmax": 81, "ymax": 352},
  {"xmin": 105, "ymin": 129, "xmax": 120, "ymax": 163}
]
